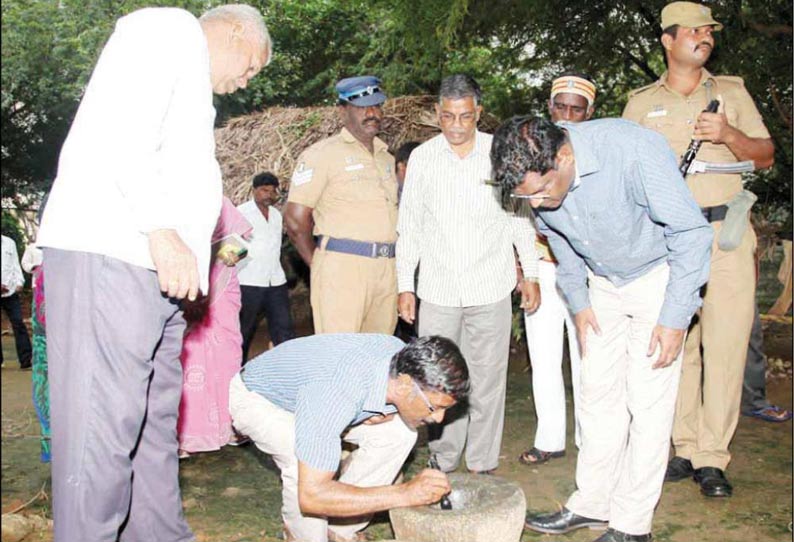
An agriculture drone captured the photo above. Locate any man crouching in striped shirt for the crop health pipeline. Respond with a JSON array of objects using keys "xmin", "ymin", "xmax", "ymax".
[{"xmin": 228, "ymin": 334, "xmax": 469, "ymax": 542}]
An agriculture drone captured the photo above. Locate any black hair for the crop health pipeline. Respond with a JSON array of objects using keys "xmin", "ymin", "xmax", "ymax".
[
  {"xmin": 389, "ymin": 336, "xmax": 469, "ymax": 402},
  {"xmin": 439, "ymin": 73, "xmax": 482, "ymax": 105},
  {"xmin": 395, "ymin": 141, "xmax": 421, "ymax": 165},
  {"xmin": 490, "ymin": 116, "xmax": 567, "ymax": 206},
  {"xmin": 252, "ymin": 171, "xmax": 279, "ymax": 189},
  {"xmin": 662, "ymin": 24, "xmax": 680, "ymax": 39}
]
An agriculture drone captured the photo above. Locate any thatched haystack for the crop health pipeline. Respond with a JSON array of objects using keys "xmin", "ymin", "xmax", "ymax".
[{"xmin": 215, "ymin": 95, "xmax": 500, "ymax": 204}]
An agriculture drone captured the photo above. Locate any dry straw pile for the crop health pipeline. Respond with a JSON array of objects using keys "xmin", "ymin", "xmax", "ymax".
[{"xmin": 215, "ymin": 95, "xmax": 500, "ymax": 204}]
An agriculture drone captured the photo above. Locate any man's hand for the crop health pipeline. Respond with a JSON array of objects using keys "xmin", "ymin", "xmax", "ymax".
[
  {"xmin": 148, "ymin": 229, "xmax": 200, "ymax": 301},
  {"xmin": 1, "ymin": 284, "xmax": 8, "ymax": 294},
  {"xmin": 647, "ymin": 324, "xmax": 686, "ymax": 369},
  {"xmin": 518, "ymin": 279, "xmax": 541, "ymax": 314},
  {"xmin": 694, "ymin": 109, "xmax": 734, "ymax": 145},
  {"xmin": 574, "ymin": 307, "xmax": 601, "ymax": 358},
  {"xmin": 398, "ymin": 292, "xmax": 416, "ymax": 324},
  {"xmin": 403, "ymin": 469, "xmax": 451, "ymax": 507}
]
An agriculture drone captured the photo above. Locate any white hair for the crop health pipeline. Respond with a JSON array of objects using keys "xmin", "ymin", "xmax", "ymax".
[{"xmin": 200, "ymin": 4, "xmax": 272, "ymax": 65}]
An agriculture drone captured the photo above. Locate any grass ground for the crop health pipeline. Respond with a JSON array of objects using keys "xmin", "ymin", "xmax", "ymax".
[{"xmin": 1, "ymin": 247, "xmax": 791, "ymax": 542}]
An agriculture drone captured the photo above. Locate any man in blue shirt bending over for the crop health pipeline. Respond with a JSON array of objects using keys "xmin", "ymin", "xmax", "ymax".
[
  {"xmin": 491, "ymin": 117, "xmax": 712, "ymax": 542},
  {"xmin": 229, "ymin": 334, "xmax": 469, "ymax": 542}
]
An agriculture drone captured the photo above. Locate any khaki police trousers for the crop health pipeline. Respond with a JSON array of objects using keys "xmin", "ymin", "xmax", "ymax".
[
  {"xmin": 672, "ymin": 222, "xmax": 756, "ymax": 470},
  {"xmin": 310, "ymin": 247, "xmax": 398, "ymax": 335}
]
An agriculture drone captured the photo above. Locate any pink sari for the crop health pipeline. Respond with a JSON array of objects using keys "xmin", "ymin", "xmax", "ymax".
[{"xmin": 177, "ymin": 197, "xmax": 252, "ymax": 453}]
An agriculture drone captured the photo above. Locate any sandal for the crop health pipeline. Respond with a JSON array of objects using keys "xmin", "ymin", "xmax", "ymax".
[
  {"xmin": 743, "ymin": 405, "xmax": 793, "ymax": 423},
  {"xmin": 518, "ymin": 447, "xmax": 565, "ymax": 465}
]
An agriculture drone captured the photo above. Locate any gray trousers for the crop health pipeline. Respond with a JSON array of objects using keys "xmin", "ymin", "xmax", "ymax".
[
  {"xmin": 44, "ymin": 249, "xmax": 193, "ymax": 542},
  {"xmin": 741, "ymin": 304, "xmax": 770, "ymax": 414},
  {"xmin": 419, "ymin": 295, "xmax": 512, "ymax": 472}
]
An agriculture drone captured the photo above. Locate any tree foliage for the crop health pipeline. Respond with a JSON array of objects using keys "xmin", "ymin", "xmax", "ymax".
[{"xmin": 1, "ymin": 0, "xmax": 791, "ymax": 217}]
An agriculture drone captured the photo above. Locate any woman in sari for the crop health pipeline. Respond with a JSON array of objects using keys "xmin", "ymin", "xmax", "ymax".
[{"xmin": 177, "ymin": 197, "xmax": 252, "ymax": 457}]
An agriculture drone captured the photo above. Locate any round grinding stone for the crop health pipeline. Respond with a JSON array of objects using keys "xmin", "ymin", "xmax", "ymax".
[{"xmin": 389, "ymin": 473, "xmax": 526, "ymax": 542}]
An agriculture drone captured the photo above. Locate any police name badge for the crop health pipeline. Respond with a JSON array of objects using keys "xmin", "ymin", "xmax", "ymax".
[
  {"xmin": 647, "ymin": 106, "xmax": 667, "ymax": 118},
  {"xmin": 292, "ymin": 163, "xmax": 313, "ymax": 186}
]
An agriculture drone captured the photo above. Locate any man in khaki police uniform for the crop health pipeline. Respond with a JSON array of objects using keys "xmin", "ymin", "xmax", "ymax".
[
  {"xmin": 284, "ymin": 76, "xmax": 398, "ymax": 334},
  {"xmin": 623, "ymin": 1, "xmax": 774, "ymax": 498}
]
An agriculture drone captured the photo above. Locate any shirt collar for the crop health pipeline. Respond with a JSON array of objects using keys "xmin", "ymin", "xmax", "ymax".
[
  {"xmin": 340, "ymin": 127, "xmax": 388, "ymax": 154},
  {"xmin": 361, "ymin": 356, "xmax": 394, "ymax": 415},
  {"xmin": 559, "ymin": 122, "xmax": 599, "ymax": 187},
  {"xmin": 656, "ymin": 68, "xmax": 716, "ymax": 96},
  {"xmin": 441, "ymin": 130, "xmax": 489, "ymax": 159}
]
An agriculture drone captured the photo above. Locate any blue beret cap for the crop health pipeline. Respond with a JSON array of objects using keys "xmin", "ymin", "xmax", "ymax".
[{"xmin": 335, "ymin": 76, "xmax": 387, "ymax": 107}]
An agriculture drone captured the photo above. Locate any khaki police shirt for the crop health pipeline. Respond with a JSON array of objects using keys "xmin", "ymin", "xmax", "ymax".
[
  {"xmin": 287, "ymin": 128, "xmax": 398, "ymax": 243},
  {"xmin": 623, "ymin": 69, "xmax": 770, "ymax": 208}
]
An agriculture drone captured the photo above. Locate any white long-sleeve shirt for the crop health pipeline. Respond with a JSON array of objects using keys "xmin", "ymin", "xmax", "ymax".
[
  {"xmin": 1, "ymin": 235, "xmax": 25, "ymax": 297},
  {"xmin": 37, "ymin": 8, "xmax": 222, "ymax": 292},
  {"xmin": 396, "ymin": 131, "xmax": 539, "ymax": 307},
  {"xmin": 235, "ymin": 201, "xmax": 287, "ymax": 288}
]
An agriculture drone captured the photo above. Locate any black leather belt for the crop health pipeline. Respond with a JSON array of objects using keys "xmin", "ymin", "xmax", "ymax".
[
  {"xmin": 701, "ymin": 205, "xmax": 728, "ymax": 223},
  {"xmin": 318, "ymin": 235, "xmax": 396, "ymax": 258}
]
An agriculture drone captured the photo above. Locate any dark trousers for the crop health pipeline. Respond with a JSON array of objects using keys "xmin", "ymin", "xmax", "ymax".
[
  {"xmin": 1, "ymin": 292, "xmax": 32, "ymax": 367},
  {"xmin": 239, "ymin": 283, "xmax": 294, "ymax": 362},
  {"xmin": 44, "ymin": 248, "xmax": 193, "ymax": 542},
  {"xmin": 741, "ymin": 304, "xmax": 770, "ymax": 414}
]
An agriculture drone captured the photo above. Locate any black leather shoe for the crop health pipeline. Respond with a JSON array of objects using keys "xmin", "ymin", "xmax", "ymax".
[
  {"xmin": 592, "ymin": 527, "xmax": 652, "ymax": 542},
  {"xmin": 525, "ymin": 507, "xmax": 608, "ymax": 534},
  {"xmin": 693, "ymin": 467, "xmax": 732, "ymax": 497},
  {"xmin": 664, "ymin": 456, "xmax": 694, "ymax": 482}
]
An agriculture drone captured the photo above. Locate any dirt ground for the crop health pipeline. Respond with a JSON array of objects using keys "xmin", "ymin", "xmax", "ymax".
[{"xmin": 2, "ymin": 255, "xmax": 792, "ymax": 542}]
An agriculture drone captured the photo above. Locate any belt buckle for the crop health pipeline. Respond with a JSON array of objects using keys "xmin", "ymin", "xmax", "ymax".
[{"xmin": 377, "ymin": 244, "xmax": 390, "ymax": 257}]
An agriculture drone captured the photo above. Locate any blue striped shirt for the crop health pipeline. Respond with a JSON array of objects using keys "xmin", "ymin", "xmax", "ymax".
[
  {"xmin": 536, "ymin": 119, "xmax": 713, "ymax": 329},
  {"xmin": 240, "ymin": 334, "xmax": 404, "ymax": 471}
]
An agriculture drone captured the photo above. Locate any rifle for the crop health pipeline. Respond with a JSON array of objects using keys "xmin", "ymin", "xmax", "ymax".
[{"xmin": 679, "ymin": 99, "xmax": 720, "ymax": 176}]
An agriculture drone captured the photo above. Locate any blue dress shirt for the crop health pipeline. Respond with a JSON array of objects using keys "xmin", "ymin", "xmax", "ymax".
[{"xmin": 535, "ymin": 119, "xmax": 713, "ymax": 329}]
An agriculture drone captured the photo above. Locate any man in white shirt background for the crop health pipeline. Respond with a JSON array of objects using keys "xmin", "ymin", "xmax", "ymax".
[
  {"xmin": 396, "ymin": 73, "xmax": 540, "ymax": 474},
  {"xmin": 36, "ymin": 6, "xmax": 271, "ymax": 541},
  {"xmin": 1, "ymin": 233, "xmax": 31, "ymax": 370},
  {"xmin": 237, "ymin": 171, "xmax": 295, "ymax": 362}
]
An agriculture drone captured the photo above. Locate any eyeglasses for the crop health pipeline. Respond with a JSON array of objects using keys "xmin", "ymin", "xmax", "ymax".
[
  {"xmin": 341, "ymin": 85, "xmax": 381, "ymax": 102},
  {"xmin": 509, "ymin": 194, "xmax": 554, "ymax": 200},
  {"xmin": 412, "ymin": 381, "xmax": 436, "ymax": 413}
]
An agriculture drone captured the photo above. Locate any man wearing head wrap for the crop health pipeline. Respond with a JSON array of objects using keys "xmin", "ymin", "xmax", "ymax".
[
  {"xmin": 284, "ymin": 76, "xmax": 399, "ymax": 335},
  {"xmin": 623, "ymin": 1, "xmax": 774, "ymax": 498},
  {"xmin": 518, "ymin": 72, "xmax": 596, "ymax": 467}
]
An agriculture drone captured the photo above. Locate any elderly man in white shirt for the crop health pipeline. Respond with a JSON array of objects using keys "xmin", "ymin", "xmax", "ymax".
[
  {"xmin": 36, "ymin": 6, "xmax": 271, "ymax": 541},
  {"xmin": 1, "ymin": 234, "xmax": 32, "ymax": 370},
  {"xmin": 237, "ymin": 172, "xmax": 295, "ymax": 361},
  {"xmin": 396, "ymin": 74, "xmax": 540, "ymax": 474}
]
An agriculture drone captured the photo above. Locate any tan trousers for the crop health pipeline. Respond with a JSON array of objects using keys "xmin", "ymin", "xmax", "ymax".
[
  {"xmin": 672, "ymin": 222, "xmax": 756, "ymax": 470},
  {"xmin": 566, "ymin": 264, "xmax": 682, "ymax": 536},
  {"xmin": 229, "ymin": 375, "xmax": 417, "ymax": 542},
  {"xmin": 310, "ymin": 246, "xmax": 397, "ymax": 334}
]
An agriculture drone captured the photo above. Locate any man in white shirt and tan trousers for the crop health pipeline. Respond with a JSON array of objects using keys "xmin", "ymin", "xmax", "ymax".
[
  {"xmin": 397, "ymin": 74, "xmax": 540, "ymax": 474},
  {"xmin": 36, "ymin": 6, "xmax": 271, "ymax": 541},
  {"xmin": 237, "ymin": 172, "xmax": 295, "ymax": 362}
]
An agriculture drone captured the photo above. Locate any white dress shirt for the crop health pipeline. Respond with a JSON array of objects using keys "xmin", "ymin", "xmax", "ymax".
[
  {"xmin": 396, "ymin": 131, "xmax": 539, "ymax": 307},
  {"xmin": 36, "ymin": 8, "xmax": 222, "ymax": 292},
  {"xmin": 1, "ymin": 235, "xmax": 25, "ymax": 297},
  {"xmin": 236, "ymin": 201, "xmax": 287, "ymax": 288}
]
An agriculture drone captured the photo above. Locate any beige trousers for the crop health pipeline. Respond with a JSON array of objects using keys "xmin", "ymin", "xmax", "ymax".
[
  {"xmin": 310, "ymin": 246, "xmax": 398, "ymax": 335},
  {"xmin": 673, "ymin": 222, "xmax": 756, "ymax": 470},
  {"xmin": 566, "ymin": 264, "xmax": 682, "ymax": 536},
  {"xmin": 228, "ymin": 375, "xmax": 416, "ymax": 542}
]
